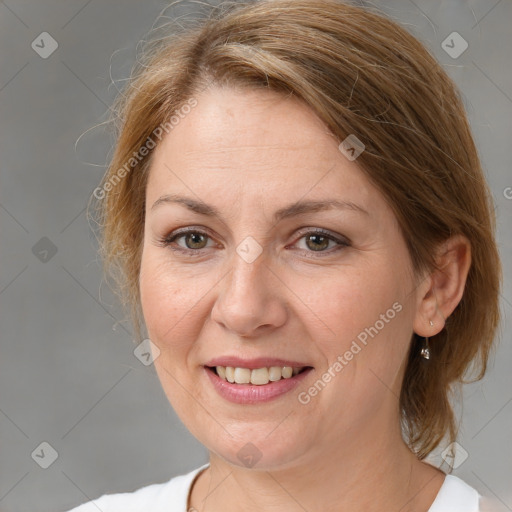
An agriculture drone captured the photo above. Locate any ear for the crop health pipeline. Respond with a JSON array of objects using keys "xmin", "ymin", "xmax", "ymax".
[{"xmin": 413, "ymin": 234, "xmax": 471, "ymax": 337}]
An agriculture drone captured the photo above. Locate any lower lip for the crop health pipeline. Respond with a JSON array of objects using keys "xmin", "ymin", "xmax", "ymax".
[{"xmin": 204, "ymin": 366, "xmax": 313, "ymax": 404}]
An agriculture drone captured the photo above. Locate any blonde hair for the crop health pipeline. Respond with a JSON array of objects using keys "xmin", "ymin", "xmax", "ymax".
[{"xmin": 90, "ymin": 0, "xmax": 502, "ymax": 460}]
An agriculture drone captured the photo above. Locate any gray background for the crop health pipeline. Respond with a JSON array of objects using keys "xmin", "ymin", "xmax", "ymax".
[{"xmin": 0, "ymin": 1, "xmax": 510, "ymax": 511}]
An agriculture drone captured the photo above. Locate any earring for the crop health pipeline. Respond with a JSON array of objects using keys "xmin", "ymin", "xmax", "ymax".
[
  {"xmin": 421, "ymin": 320, "xmax": 434, "ymax": 360},
  {"xmin": 420, "ymin": 338, "xmax": 430, "ymax": 360}
]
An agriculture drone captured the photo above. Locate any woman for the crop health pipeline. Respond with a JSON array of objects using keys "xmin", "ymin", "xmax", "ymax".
[{"xmin": 67, "ymin": 0, "xmax": 501, "ymax": 510}]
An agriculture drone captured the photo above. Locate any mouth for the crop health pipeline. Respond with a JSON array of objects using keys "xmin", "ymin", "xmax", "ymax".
[
  {"xmin": 206, "ymin": 365, "xmax": 313, "ymax": 386},
  {"xmin": 203, "ymin": 356, "xmax": 315, "ymax": 404}
]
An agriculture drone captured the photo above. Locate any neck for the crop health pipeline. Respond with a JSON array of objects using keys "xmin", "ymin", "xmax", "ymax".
[{"xmin": 189, "ymin": 421, "xmax": 445, "ymax": 512}]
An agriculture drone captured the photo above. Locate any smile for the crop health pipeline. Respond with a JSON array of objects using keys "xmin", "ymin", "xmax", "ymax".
[
  {"xmin": 204, "ymin": 364, "xmax": 314, "ymax": 404},
  {"xmin": 209, "ymin": 365, "xmax": 310, "ymax": 385}
]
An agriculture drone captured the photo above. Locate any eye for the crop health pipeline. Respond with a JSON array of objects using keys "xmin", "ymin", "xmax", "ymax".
[
  {"xmin": 291, "ymin": 229, "xmax": 349, "ymax": 257},
  {"xmin": 156, "ymin": 228, "xmax": 216, "ymax": 254},
  {"xmin": 156, "ymin": 227, "xmax": 350, "ymax": 257}
]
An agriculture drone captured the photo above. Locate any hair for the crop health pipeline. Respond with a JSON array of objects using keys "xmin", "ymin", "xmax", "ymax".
[{"xmin": 89, "ymin": 0, "xmax": 501, "ymax": 461}]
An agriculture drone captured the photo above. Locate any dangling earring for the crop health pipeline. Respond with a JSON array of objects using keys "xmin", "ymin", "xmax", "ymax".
[{"xmin": 421, "ymin": 320, "xmax": 434, "ymax": 360}]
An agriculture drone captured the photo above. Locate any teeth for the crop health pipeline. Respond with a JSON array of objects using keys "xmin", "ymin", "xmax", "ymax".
[
  {"xmin": 225, "ymin": 366, "xmax": 235, "ymax": 383},
  {"xmin": 269, "ymin": 366, "xmax": 282, "ymax": 381},
  {"xmin": 251, "ymin": 367, "xmax": 269, "ymax": 385},
  {"xmin": 234, "ymin": 367, "xmax": 251, "ymax": 384},
  {"xmin": 214, "ymin": 365, "xmax": 304, "ymax": 385},
  {"xmin": 282, "ymin": 366, "xmax": 293, "ymax": 379}
]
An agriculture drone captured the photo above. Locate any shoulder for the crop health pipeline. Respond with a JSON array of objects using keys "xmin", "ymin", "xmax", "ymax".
[
  {"xmin": 428, "ymin": 474, "xmax": 481, "ymax": 512},
  {"xmin": 63, "ymin": 464, "xmax": 209, "ymax": 512}
]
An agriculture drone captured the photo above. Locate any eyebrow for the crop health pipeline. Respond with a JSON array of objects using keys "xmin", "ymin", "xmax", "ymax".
[{"xmin": 150, "ymin": 194, "xmax": 369, "ymax": 222}]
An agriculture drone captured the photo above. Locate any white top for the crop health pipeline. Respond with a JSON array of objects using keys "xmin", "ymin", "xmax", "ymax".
[{"xmin": 65, "ymin": 463, "xmax": 481, "ymax": 512}]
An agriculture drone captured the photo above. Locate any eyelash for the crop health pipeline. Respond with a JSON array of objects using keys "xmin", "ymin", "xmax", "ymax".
[{"xmin": 156, "ymin": 227, "xmax": 350, "ymax": 258}]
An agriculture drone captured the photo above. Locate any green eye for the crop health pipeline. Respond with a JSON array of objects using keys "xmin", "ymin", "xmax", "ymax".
[
  {"xmin": 304, "ymin": 233, "xmax": 333, "ymax": 251},
  {"xmin": 181, "ymin": 232, "xmax": 209, "ymax": 250}
]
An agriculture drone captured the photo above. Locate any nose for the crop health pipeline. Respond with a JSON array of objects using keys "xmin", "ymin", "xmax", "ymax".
[{"xmin": 210, "ymin": 250, "xmax": 288, "ymax": 338}]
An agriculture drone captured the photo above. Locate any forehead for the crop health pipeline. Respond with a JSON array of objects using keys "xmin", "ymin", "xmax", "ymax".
[{"xmin": 146, "ymin": 86, "xmax": 379, "ymax": 215}]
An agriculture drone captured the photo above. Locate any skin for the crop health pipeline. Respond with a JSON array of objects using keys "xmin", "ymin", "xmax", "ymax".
[{"xmin": 139, "ymin": 85, "xmax": 471, "ymax": 512}]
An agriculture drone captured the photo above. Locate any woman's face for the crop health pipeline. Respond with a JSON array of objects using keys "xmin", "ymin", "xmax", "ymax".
[{"xmin": 140, "ymin": 86, "xmax": 422, "ymax": 469}]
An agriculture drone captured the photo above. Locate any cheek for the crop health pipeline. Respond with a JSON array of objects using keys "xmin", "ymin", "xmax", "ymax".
[
  {"xmin": 310, "ymin": 258, "xmax": 414, "ymax": 384},
  {"xmin": 303, "ymin": 268, "xmax": 412, "ymax": 434},
  {"xmin": 139, "ymin": 250, "xmax": 202, "ymax": 351},
  {"xmin": 314, "ymin": 266, "xmax": 400, "ymax": 338},
  {"xmin": 139, "ymin": 251, "xmax": 207, "ymax": 412}
]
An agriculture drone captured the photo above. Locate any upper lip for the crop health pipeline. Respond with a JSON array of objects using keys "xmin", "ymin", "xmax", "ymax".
[{"xmin": 204, "ymin": 357, "xmax": 312, "ymax": 370}]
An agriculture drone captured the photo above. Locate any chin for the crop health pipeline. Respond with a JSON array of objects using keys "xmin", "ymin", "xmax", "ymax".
[{"xmin": 198, "ymin": 423, "xmax": 312, "ymax": 471}]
